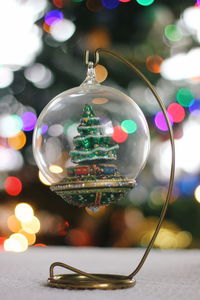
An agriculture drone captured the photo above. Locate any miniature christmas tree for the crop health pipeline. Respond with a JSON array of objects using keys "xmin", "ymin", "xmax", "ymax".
[
  {"xmin": 52, "ymin": 104, "xmax": 135, "ymax": 208},
  {"xmin": 70, "ymin": 104, "xmax": 119, "ymax": 164}
]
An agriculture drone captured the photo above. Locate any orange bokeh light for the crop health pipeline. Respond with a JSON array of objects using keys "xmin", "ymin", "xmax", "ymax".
[
  {"xmin": 146, "ymin": 55, "xmax": 163, "ymax": 73},
  {"xmin": 8, "ymin": 131, "xmax": 26, "ymax": 150}
]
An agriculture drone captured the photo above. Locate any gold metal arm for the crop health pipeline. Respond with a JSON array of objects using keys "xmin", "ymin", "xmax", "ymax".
[{"xmin": 48, "ymin": 48, "xmax": 175, "ymax": 289}]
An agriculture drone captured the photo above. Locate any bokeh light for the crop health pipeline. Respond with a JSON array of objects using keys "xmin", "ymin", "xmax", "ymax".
[
  {"xmin": 51, "ymin": 19, "xmax": 75, "ymax": 42},
  {"xmin": 39, "ymin": 170, "xmax": 51, "ymax": 186},
  {"xmin": 121, "ymin": 120, "xmax": 137, "ymax": 134},
  {"xmin": 167, "ymin": 103, "xmax": 185, "ymax": 123},
  {"xmin": 48, "ymin": 124, "xmax": 63, "ymax": 136},
  {"xmin": 101, "ymin": 0, "xmax": 120, "ymax": 10},
  {"xmin": 146, "ymin": 56, "xmax": 163, "ymax": 73},
  {"xmin": 0, "ymin": 114, "xmax": 23, "ymax": 138},
  {"xmin": 8, "ymin": 131, "xmax": 26, "ymax": 150},
  {"xmin": 154, "ymin": 112, "xmax": 173, "ymax": 131},
  {"xmin": 21, "ymin": 112, "xmax": 37, "ymax": 131},
  {"xmin": 176, "ymin": 88, "xmax": 194, "ymax": 107},
  {"xmin": 95, "ymin": 64, "xmax": 108, "ymax": 83},
  {"xmin": 22, "ymin": 216, "xmax": 40, "ymax": 234},
  {"xmin": 19, "ymin": 230, "xmax": 36, "ymax": 246},
  {"xmin": 0, "ymin": 147, "xmax": 24, "ymax": 172},
  {"xmin": 136, "ymin": 0, "xmax": 155, "ymax": 6},
  {"xmin": 194, "ymin": 185, "xmax": 200, "ymax": 203},
  {"xmin": 15, "ymin": 203, "xmax": 34, "ymax": 223},
  {"xmin": 112, "ymin": 125, "xmax": 128, "ymax": 143},
  {"xmin": 4, "ymin": 233, "xmax": 28, "ymax": 253},
  {"xmin": 197, "ymin": 0, "xmax": 200, "ymax": 7},
  {"xmin": 164, "ymin": 24, "xmax": 182, "ymax": 42},
  {"xmin": 92, "ymin": 98, "xmax": 108, "ymax": 104},
  {"xmin": 4, "ymin": 177, "xmax": 22, "ymax": 196},
  {"xmin": 0, "ymin": 0, "xmax": 46, "ymax": 68},
  {"xmin": 53, "ymin": 0, "xmax": 65, "ymax": 8},
  {"xmin": 189, "ymin": 100, "xmax": 200, "ymax": 115},
  {"xmin": 44, "ymin": 10, "xmax": 64, "ymax": 26},
  {"xmin": 24, "ymin": 63, "xmax": 54, "ymax": 89},
  {"xmin": 49, "ymin": 164, "xmax": 63, "ymax": 174},
  {"xmin": 0, "ymin": 67, "xmax": 14, "ymax": 88},
  {"xmin": 7, "ymin": 215, "xmax": 21, "ymax": 233},
  {"xmin": 183, "ymin": 7, "xmax": 200, "ymax": 32}
]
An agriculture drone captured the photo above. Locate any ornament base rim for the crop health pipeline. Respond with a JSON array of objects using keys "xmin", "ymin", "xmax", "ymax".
[{"xmin": 48, "ymin": 273, "xmax": 136, "ymax": 290}]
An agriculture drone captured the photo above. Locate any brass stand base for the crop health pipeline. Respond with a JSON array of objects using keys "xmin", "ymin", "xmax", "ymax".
[{"xmin": 48, "ymin": 273, "xmax": 136, "ymax": 290}]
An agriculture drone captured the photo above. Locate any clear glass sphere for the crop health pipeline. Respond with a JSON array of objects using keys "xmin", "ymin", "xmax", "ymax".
[{"xmin": 33, "ymin": 63, "xmax": 150, "ymax": 207}]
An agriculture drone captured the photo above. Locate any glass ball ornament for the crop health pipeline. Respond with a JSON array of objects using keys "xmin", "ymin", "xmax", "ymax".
[{"xmin": 33, "ymin": 62, "xmax": 150, "ymax": 209}]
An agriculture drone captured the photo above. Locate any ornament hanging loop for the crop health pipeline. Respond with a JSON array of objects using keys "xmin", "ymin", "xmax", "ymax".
[{"xmin": 85, "ymin": 50, "xmax": 99, "ymax": 67}]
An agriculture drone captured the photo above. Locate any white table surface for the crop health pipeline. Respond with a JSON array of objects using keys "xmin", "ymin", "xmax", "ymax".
[{"xmin": 0, "ymin": 247, "xmax": 199, "ymax": 300}]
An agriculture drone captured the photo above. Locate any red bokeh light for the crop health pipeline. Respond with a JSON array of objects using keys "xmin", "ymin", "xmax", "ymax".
[
  {"xmin": 34, "ymin": 243, "xmax": 47, "ymax": 247},
  {"xmin": 167, "ymin": 103, "xmax": 185, "ymax": 123},
  {"xmin": 4, "ymin": 177, "xmax": 22, "ymax": 196},
  {"xmin": 53, "ymin": 0, "xmax": 64, "ymax": 8},
  {"xmin": 112, "ymin": 126, "xmax": 128, "ymax": 143}
]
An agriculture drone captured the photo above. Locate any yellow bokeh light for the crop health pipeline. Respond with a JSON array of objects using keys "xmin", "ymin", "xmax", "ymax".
[
  {"xmin": 8, "ymin": 131, "xmax": 26, "ymax": 150},
  {"xmin": 194, "ymin": 185, "xmax": 200, "ymax": 203},
  {"xmin": 19, "ymin": 230, "xmax": 36, "ymax": 246},
  {"xmin": 49, "ymin": 164, "xmax": 63, "ymax": 174},
  {"xmin": 4, "ymin": 233, "xmax": 28, "ymax": 252},
  {"xmin": 7, "ymin": 215, "xmax": 21, "ymax": 232},
  {"xmin": 22, "ymin": 216, "xmax": 40, "ymax": 234},
  {"xmin": 95, "ymin": 64, "xmax": 108, "ymax": 83},
  {"xmin": 15, "ymin": 203, "xmax": 34, "ymax": 222},
  {"xmin": 38, "ymin": 170, "xmax": 51, "ymax": 186}
]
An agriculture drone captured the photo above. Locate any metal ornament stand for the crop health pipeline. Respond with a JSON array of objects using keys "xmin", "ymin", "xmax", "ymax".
[{"xmin": 48, "ymin": 48, "xmax": 175, "ymax": 290}]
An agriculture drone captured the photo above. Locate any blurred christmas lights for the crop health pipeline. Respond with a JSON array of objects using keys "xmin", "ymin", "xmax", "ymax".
[
  {"xmin": 167, "ymin": 103, "xmax": 185, "ymax": 123},
  {"xmin": 44, "ymin": 10, "xmax": 64, "ymax": 26},
  {"xmin": 15, "ymin": 203, "xmax": 34, "ymax": 223},
  {"xmin": 176, "ymin": 88, "xmax": 194, "ymax": 107},
  {"xmin": 194, "ymin": 185, "xmax": 200, "ymax": 203},
  {"xmin": 136, "ymin": 0, "xmax": 155, "ymax": 6},
  {"xmin": 101, "ymin": 0, "xmax": 120, "ymax": 10},
  {"xmin": 164, "ymin": 24, "xmax": 183, "ymax": 42},
  {"xmin": 146, "ymin": 56, "xmax": 163, "ymax": 73},
  {"xmin": 4, "ymin": 177, "xmax": 22, "ymax": 196},
  {"xmin": 121, "ymin": 120, "xmax": 137, "ymax": 134},
  {"xmin": 95, "ymin": 64, "xmax": 108, "ymax": 83},
  {"xmin": 4, "ymin": 202, "xmax": 41, "ymax": 252},
  {"xmin": 154, "ymin": 111, "xmax": 173, "ymax": 131},
  {"xmin": 112, "ymin": 125, "xmax": 128, "ymax": 143}
]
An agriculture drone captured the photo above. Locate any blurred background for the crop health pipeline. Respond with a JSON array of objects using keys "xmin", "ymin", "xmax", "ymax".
[{"xmin": 1, "ymin": 0, "xmax": 200, "ymax": 253}]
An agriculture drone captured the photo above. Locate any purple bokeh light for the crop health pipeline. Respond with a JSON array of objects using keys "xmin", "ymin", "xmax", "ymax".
[
  {"xmin": 44, "ymin": 10, "xmax": 64, "ymax": 26},
  {"xmin": 101, "ymin": 0, "xmax": 120, "ymax": 9},
  {"xmin": 189, "ymin": 99, "xmax": 200, "ymax": 115},
  {"xmin": 41, "ymin": 124, "xmax": 48, "ymax": 134},
  {"xmin": 21, "ymin": 112, "xmax": 37, "ymax": 132},
  {"xmin": 154, "ymin": 111, "xmax": 173, "ymax": 131}
]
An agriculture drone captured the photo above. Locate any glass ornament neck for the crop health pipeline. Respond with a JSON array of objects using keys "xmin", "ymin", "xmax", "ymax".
[{"xmin": 81, "ymin": 62, "xmax": 99, "ymax": 87}]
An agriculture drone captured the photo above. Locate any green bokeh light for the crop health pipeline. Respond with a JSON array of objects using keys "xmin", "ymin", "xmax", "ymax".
[
  {"xmin": 136, "ymin": 0, "xmax": 155, "ymax": 6},
  {"xmin": 121, "ymin": 120, "xmax": 137, "ymax": 134},
  {"xmin": 176, "ymin": 88, "xmax": 194, "ymax": 107},
  {"xmin": 164, "ymin": 24, "xmax": 182, "ymax": 42}
]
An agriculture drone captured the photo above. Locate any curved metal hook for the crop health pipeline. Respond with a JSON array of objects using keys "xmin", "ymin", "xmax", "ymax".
[{"xmin": 85, "ymin": 50, "xmax": 99, "ymax": 67}]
